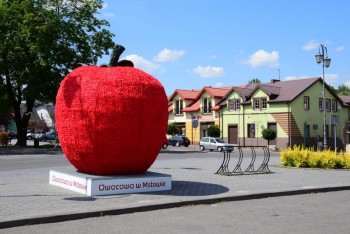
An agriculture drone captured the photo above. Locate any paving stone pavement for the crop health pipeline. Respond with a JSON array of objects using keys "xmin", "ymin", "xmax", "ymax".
[{"xmin": 1, "ymin": 148, "xmax": 350, "ymax": 229}]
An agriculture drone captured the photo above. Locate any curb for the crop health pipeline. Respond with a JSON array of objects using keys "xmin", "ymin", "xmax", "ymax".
[{"xmin": 2, "ymin": 185, "xmax": 350, "ymax": 229}]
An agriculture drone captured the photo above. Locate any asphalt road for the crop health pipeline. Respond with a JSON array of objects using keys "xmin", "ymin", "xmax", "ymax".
[
  {"xmin": 0, "ymin": 146, "xmax": 281, "ymax": 171},
  {"xmin": 2, "ymin": 189, "xmax": 350, "ymax": 234}
]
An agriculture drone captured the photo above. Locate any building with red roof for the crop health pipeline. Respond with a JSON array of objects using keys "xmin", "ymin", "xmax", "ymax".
[{"xmin": 168, "ymin": 78, "xmax": 350, "ymax": 150}]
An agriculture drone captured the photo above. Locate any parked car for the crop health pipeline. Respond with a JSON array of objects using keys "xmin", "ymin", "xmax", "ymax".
[
  {"xmin": 43, "ymin": 131, "xmax": 58, "ymax": 141},
  {"xmin": 162, "ymin": 137, "xmax": 169, "ymax": 149},
  {"xmin": 8, "ymin": 131, "xmax": 17, "ymax": 139},
  {"xmin": 168, "ymin": 135, "xmax": 190, "ymax": 147},
  {"xmin": 33, "ymin": 130, "xmax": 45, "ymax": 141},
  {"xmin": 27, "ymin": 130, "xmax": 33, "ymax": 140},
  {"xmin": 199, "ymin": 137, "xmax": 234, "ymax": 152}
]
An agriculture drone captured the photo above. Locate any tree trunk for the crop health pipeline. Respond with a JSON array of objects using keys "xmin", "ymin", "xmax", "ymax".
[
  {"xmin": 15, "ymin": 99, "xmax": 35, "ymax": 146},
  {"xmin": 4, "ymin": 70, "xmax": 34, "ymax": 146}
]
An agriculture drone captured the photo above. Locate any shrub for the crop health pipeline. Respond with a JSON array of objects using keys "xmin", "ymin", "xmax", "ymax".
[
  {"xmin": 0, "ymin": 131, "xmax": 9, "ymax": 146},
  {"xmin": 0, "ymin": 131, "xmax": 8, "ymax": 138},
  {"xmin": 262, "ymin": 128, "xmax": 277, "ymax": 142},
  {"xmin": 207, "ymin": 124, "xmax": 220, "ymax": 137},
  {"xmin": 167, "ymin": 123, "xmax": 179, "ymax": 136},
  {"xmin": 280, "ymin": 145, "xmax": 350, "ymax": 169}
]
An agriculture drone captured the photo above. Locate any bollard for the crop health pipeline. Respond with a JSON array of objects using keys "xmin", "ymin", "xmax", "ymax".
[{"xmin": 34, "ymin": 138, "xmax": 40, "ymax": 148}]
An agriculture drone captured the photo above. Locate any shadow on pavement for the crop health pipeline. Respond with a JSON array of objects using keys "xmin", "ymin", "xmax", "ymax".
[{"xmin": 149, "ymin": 180, "xmax": 229, "ymax": 196}]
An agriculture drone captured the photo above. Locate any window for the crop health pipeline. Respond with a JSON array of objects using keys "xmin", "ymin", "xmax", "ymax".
[
  {"xmin": 319, "ymin": 98, "xmax": 324, "ymax": 111},
  {"xmin": 253, "ymin": 97, "xmax": 267, "ymax": 110},
  {"xmin": 332, "ymin": 100, "xmax": 337, "ymax": 112},
  {"xmin": 228, "ymin": 99, "xmax": 241, "ymax": 111},
  {"xmin": 261, "ymin": 98, "xmax": 267, "ymax": 109},
  {"xmin": 248, "ymin": 123, "xmax": 255, "ymax": 138},
  {"xmin": 253, "ymin": 98, "xmax": 260, "ymax": 110},
  {"xmin": 203, "ymin": 98, "xmax": 212, "ymax": 114},
  {"xmin": 235, "ymin": 99, "xmax": 241, "ymax": 110},
  {"xmin": 326, "ymin": 99, "xmax": 331, "ymax": 112},
  {"xmin": 175, "ymin": 100, "xmax": 183, "ymax": 115},
  {"xmin": 304, "ymin": 96, "xmax": 310, "ymax": 110},
  {"xmin": 228, "ymin": 100, "xmax": 234, "ymax": 111}
]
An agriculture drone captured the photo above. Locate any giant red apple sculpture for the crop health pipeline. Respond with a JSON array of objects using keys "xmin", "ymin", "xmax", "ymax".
[{"xmin": 55, "ymin": 45, "xmax": 168, "ymax": 175}]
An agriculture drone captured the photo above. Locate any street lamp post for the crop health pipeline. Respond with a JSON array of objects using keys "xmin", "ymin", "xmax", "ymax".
[{"xmin": 315, "ymin": 44, "xmax": 331, "ymax": 149}]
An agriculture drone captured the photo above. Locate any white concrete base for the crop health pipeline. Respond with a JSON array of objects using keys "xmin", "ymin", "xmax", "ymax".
[
  {"xmin": 346, "ymin": 144, "xmax": 350, "ymax": 152},
  {"xmin": 49, "ymin": 168, "xmax": 171, "ymax": 196}
]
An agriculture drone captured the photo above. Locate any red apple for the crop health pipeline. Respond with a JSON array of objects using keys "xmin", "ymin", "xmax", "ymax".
[{"xmin": 55, "ymin": 54, "xmax": 168, "ymax": 175}]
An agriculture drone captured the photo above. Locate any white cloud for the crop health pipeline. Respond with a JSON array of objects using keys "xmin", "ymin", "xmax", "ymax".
[
  {"xmin": 284, "ymin": 75, "xmax": 309, "ymax": 81},
  {"xmin": 101, "ymin": 3, "xmax": 114, "ymax": 17},
  {"xmin": 336, "ymin": 46, "xmax": 345, "ymax": 51},
  {"xmin": 344, "ymin": 81, "xmax": 350, "ymax": 87},
  {"xmin": 123, "ymin": 54, "xmax": 163, "ymax": 73},
  {"xmin": 324, "ymin": 73, "xmax": 339, "ymax": 84},
  {"xmin": 192, "ymin": 65, "xmax": 224, "ymax": 78},
  {"xmin": 102, "ymin": 3, "xmax": 108, "ymax": 9},
  {"xmin": 303, "ymin": 40, "xmax": 319, "ymax": 51},
  {"xmin": 154, "ymin": 48, "xmax": 185, "ymax": 62},
  {"xmin": 247, "ymin": 50, "xmax": 279, "ymax": 68},
  {"xmin": 214, "ymin": 82, "xmax": 224, "ymax": 87},
  {"xmin": 284, "ymin": 74, "xmax": 339, "ymax": 85}
]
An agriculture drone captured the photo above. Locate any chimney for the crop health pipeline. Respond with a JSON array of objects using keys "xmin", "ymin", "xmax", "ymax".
[{"xmin": 270, "ymin": 79, "xmax": 280, "ymax": 83}]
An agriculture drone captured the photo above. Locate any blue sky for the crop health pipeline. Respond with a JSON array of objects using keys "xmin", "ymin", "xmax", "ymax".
[{"xmin": 98, "ymin": 0, "xmax": 349, "ymax": 95}]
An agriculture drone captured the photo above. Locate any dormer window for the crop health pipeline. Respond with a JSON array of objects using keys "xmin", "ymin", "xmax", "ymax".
[
  {"xmin": 261, "ymin": 98, "xmax": 267, "ymax": 109},
  {"xmin": 202, "ymin": 98, "xmax": 212, "ymax": 114},
  {"xmin": 228, "ymin": 99, "xmax": 241, "ymax": 111},
  {"xmin": 253, "ymin": 97, "xmax": 267, "ymax": 110},
  {"xmin": 175, "ymin": 100, "xmax": 183, "ymax": 115},
  {"xmin": 253, "ymin": 98, "xmax": 259, "ymax": 110}
]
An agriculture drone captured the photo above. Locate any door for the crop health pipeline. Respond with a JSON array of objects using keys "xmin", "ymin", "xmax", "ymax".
[
  {"xmin": 268, "ymin": 123, "xmax": 277, "ymax": 145},
  {"xmin": 228, "ymin": 125, "xmax": 238, "ymax": 144},
  {"xmin": 208, "ymin": 137, "xmax": 216, "ymax": 150}
]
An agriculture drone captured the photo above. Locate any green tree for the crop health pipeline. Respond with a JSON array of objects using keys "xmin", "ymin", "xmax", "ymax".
[
  {"xmin": 207, "ymin": 124, "xmax": 220, "ymax": 137},
  {"xmin": 167, "ymin": 123, "xmax": 179, "ymax": 136},
  {"xmin": 262, "ymin": 128, "xmax": 277, "ymax": 146},
  {"xmin": 0, "ymin": 0, "xmax": 115, "ymax": 146},
  {"xmin": 0, "ymin": 83, "xmax": 12, "ymax": 116},
  {"xmin": 337, "ymin": 84, "xmax": 350, "ymax": 95},
  {"xmin": 249, "ymin": 78, "xmax": 261, "ymax": 84},
  {"xmin": 329, "ymin": 85, "xmax": 337, "ymax": 94}
]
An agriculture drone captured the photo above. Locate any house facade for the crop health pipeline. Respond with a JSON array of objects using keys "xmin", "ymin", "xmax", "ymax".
[
  {"xmin": 168, "ymin": 78, "xmax": 350, "ymax": 150},
  {"xmin": 168, "ymin": 87, "xmax": 232, "ymax": 144}
]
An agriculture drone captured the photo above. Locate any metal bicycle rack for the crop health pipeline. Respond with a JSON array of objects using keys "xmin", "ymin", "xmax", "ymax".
[{"xmin": 215, "ymin": 146, "xmax": 274, "ymax": 176}]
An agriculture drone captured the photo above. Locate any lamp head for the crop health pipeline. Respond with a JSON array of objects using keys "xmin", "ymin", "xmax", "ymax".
[
  {"xmin": 315, "ymin": 53, "xmax": 323, "ymax": 64},
  {"xmin": 324, "ymin": 57, "xmax": 331, "ymax": 68}
]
